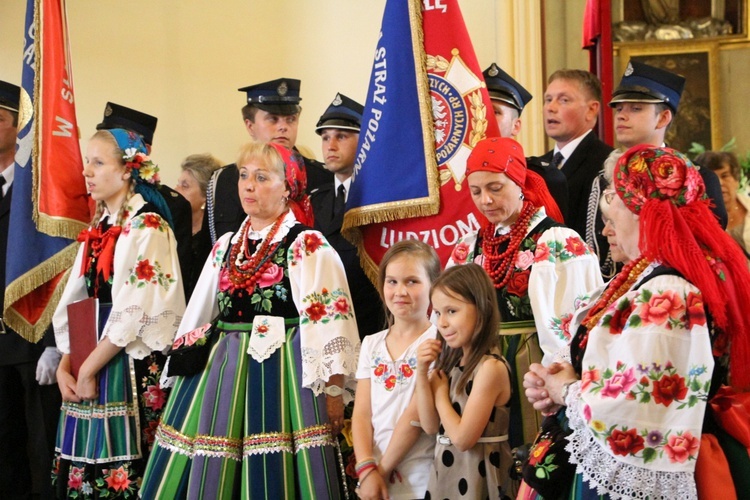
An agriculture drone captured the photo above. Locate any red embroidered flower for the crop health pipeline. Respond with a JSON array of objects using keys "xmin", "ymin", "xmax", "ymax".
[
  {"xmin": 685, "ymin": 292, "xmax": 706, "ymax": 328},
  {"xmin": 651, "ymin": 155, "xmax": 687, "ymax": 197},
  {"xmin": 651, "ymin": 373, "xmax": 688, "ymax": 407},
  {"xmin": 67, "ymin": 466, "xmax": 84, "ymax": 490},
  {"xmin": 665, "ymin": 431, "xmax": 700, "ymax": 463},
  {"xmin": 148, "ymin": 362, "xmax": 159, "ymax": 374},
  {"xmin": 506, "ymin": 269, "xmax": 530, "ymax": 296},
  {"xmin": 564, "ymin": 236, "xmax": 587, "ymax": 256},
  {"xmin": 143, "ymin": 214, "xmax": 162, "ymax": 229},
  {"xmin": 581, "ymin": 368, "xmax": 601, "ymax": 391},
  {"xmin": 451, "ymin": 242, "xmax": 470, "ymax": 264},
  {"xmin": 143, "ymin": 420, "xmax": 159, "ymax": 447},
  {"xmin": 256, "ymin": 324, "xmax": 269, "ymax": 335},
  {"xmin": 135, "ymin": 260, "xmax": 155, "ymax": 281},
  {"xmin": 143, "ymin": 384, "xmax": 167, "ymax": 410},
  {"xmin": 601, "ymin": 367, "xmax": 637, "ymax": 398},
  {"xmin": 534, "ymin": 242, "xmax": 551, "ymax": 262},
  {"xmin": 528, "ymin": 438, "xmax": 553, "ymax": 466},
  {"xmin": 104, "ymin": 465, "xmax": 131, "ymax": 492},
  {"xmin": 384, "ymin": 375, "xmax": 397, "ymax": 390},
  {"xmin": 305, "ymin": 301, "xmax": 326, "ymax": 322},
  {"xmin": 374, "ymin": 363, "xmax": 387, "ymax": 377},
  {"xmin": 607, "ymin": 428, "xmax": 644, "ymax": 456},
  {"xmin": 641, "ymin": 290, "xmax": 685, "ymax": 325},
  {"xmin": 400, "ymin": 364, "xmax": 414, "ymax": 378},
  {"xmin": 257, "ymin": 263, "xmax": 284, "ymax": 288},
  {"xmin": 559, "ymin": 313, "xmax": 573, "ymax": 340},
  {"xmin": 184, "ymin": 324, "xmax": 210, "ymax": 346},
  {"xmin": 303, "ymin": 233, "xmax": 324, "ymax": 254},
  {"xmin": 171, "ymin": 336, "xmax": 185, "ymax": 350},
  {"xmin": 607, "ymin": 299, "xmax": 636, "ymax": 335},
  {"xmin": 334, "ymin": 297, "xmax": 350, "ymax": 315}
]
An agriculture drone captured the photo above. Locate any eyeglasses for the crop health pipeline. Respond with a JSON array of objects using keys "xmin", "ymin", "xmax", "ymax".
[{"xmin": 603, "ymin": 189, "xmax": 616, "ymax": 205}]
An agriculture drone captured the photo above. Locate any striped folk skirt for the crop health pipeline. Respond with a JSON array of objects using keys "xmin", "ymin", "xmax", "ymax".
[{"xmin": 140, "ymin": 321, "xmax": 342, "ymax": 499}]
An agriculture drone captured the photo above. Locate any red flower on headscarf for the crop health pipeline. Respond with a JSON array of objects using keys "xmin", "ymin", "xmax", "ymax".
[
  {"xmin": 135, "ymin": 260, "xmax": 155, "ymax": 281},
  {"xmin": 651, "ymin": 155, "xmax": 687, "ymax": 197}
]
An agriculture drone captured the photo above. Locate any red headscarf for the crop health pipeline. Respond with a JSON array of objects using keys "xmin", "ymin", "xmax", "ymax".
[
  {"xmin": 615, "ymin": 144, "xmax": 750, "ymax": 389},
  {"xmin": 466, "ymin": 137, "xmax": 563, "ymax": 223},
  {"xmin": 268, "ymin": 142, "xmax": 314, "ymax": 226}
]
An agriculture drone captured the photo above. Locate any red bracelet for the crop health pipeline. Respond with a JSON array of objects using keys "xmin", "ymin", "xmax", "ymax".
[{"xmin": 356, "ymin": 462, "xmax": 377, "ymax": 479}]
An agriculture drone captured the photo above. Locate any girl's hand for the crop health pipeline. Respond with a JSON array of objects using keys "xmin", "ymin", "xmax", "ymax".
[
  {"xmin": 356, "ymin": 468, "xmax": 389, "ymax": 500},
  {"xmin": 75, "ymin": 367, "xmax": 98, "ymax": 401},
  {"xmin": 56, "ymin": 361, "xmax": 80, "ymax": 403},
  {"xmin": 326, "ymin": 394, "xmax": 344, "ymax": 436},
  {"xmin": 430, "ymin": 369, "xmax": 449, "ymax": 398},
  {"xmin": 417, "ymin": 339, "xmax": 442, "ymax": 373}
]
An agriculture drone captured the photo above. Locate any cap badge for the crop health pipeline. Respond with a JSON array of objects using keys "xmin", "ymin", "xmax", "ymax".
[
  {"xmin": 332, "ymin": 94, "xmax": 343, "ymax": 106},
  {"xmin": 104, "ymin": 104, "xmax": 113, "ymax": 117},
  {"xmin": 277, "ymin": 81, "xmax": 288, "ymax": 96},
  {"xmin": 488, "ymin": 64, "xmax": 499, "ymax": 77},
  {"xmin": 624, "ymin": 62, "xmax": 634, "ymax": 77}
]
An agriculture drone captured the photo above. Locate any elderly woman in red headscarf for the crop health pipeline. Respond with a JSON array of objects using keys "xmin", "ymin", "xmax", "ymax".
[
  {"xmin": 522, "ymin": 145, "xmax": 750, "ymax": 499},
  {"xmin": 446, "ymin": 137, "xmax": 603, "ymax": 450},
  {"xmin": 141, "ymin": 142, "xmax": 360, "ymax": 499}
]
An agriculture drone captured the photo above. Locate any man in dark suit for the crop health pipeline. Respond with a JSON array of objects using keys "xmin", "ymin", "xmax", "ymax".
[
  {"xmin": 205, "ymin": 78, "xmax": 333, "ymax": 243},
  {"xmin": 483, "ymin": 63, "xmax": 569, "ymax": 221},
  {"xmin": 311, "ymin": 93, "xmax": 384, "ymax": 338},
  {"xmin": 540, "ymin": 69, "xmax": 614, "ymax": 272},
  {"xmin": 0, "ymin": 80, "xmax": 61, "ymax": 500},
  {"xmin": 95, "ymin": 102, "xmax": 194, "ymax": 297}
]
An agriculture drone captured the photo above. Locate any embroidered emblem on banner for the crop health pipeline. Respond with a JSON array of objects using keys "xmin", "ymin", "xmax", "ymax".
[{"xmin": 427, "ymin": 49, "xmax": 488, "ymax": 191}]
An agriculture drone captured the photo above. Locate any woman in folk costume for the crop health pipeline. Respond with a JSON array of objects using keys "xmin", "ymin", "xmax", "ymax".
[
  {"xmin": 446, "ymin": 137, "xmax": 602, "ymax": 449},
  {"xmin": 523, "ymin": 145, "xmax": 750, "ymax": 499},
  {"xmin": 141, "ymin": 141, "xmax": 360, "ymax": 499},
  {"xmin": 52, "ymin": 129, "xmax": 185, "ymax": 497}
]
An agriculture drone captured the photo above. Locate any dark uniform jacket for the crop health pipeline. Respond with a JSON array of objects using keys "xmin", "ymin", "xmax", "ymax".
[{"xmin": 311, "ymin": 183, "xmax": 384, "ymax": 339}]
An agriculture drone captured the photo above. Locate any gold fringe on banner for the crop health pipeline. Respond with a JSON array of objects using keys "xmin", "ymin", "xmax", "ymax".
[{"xmin": 3, "ymin": 243, "xmax": 78, "ymax": 342}]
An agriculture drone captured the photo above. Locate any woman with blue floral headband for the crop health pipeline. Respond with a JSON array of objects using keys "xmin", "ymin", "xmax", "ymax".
[{"xmin": 51, "ymin": 128, "xmax": 185, "ymax": 498}]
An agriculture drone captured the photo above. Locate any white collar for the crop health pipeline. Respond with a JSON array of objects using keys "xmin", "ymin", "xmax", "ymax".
[
  {"xmin": 554, "ymin": 129, "xmax": 593, "ymax": 166},
  {"xmin": 334, "ymin": 177, "xmax": 352, "ymax": 202},
  {"xmin": 236, "ymin": 210, "xmax": 298, "ymax": 246}
]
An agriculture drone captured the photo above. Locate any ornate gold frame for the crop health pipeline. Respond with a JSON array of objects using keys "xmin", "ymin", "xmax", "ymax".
[{"xmin": 618, "ymin": 40, "xmax": 722, "ymax": 151}]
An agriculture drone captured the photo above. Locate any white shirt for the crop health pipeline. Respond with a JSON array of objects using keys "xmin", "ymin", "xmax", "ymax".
[
  {"xmin": 334, "ymin": 177, "xmax": 352, "ymax": 203},
  {"xmin": 356, "ymin": 325, "xmax": 437, "ymax": 499},
  {"xmin": 554, "ymin": 129, "xmax": 593, "ymax": 168},
  {"xmin": 0, "ymin": 163, "xmax": 14, "ymax": 196}
]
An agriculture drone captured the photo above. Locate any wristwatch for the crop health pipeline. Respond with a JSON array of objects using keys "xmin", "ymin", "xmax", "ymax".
[
  {"xmin": 561, "ymin": 380, "xmax": 576, "ymax": 404},
  {"xmin": 324, "ymin": 385, "xmax": 344, "ymax": 397}
]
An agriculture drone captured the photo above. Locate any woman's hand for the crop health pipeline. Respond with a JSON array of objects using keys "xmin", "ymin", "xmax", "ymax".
[
  {"xmin": 356, "ymin": 468, "xmax": 389, "ymax": 500},
  {"xmin": 326, "ymin": 394, "xmax": 344, "ymax": 436},
  {"xmin": 56, "ymin": 355, "xmax": 80, "ymax": 403},
  {"xmin": 527, "ymin": 362, "xmax": 578, "ymax": 409},
  {"xmin": 417, "ymin": 339, "xmax": 442, "ymax": 374}
]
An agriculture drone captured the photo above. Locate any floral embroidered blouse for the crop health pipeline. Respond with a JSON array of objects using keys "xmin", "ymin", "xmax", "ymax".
[
  {"xmin": 562, "ymin": 265, "xmax": 714, "ymax": 500},
  {"xmin": 53, "ymin": 194, "xmax": 186, "ymax": 359},
  {"xmin": 171, "ymin": 211, "xmax": 360, "ymax": 400},
  {"xmin": 447, "ymin": 207, "xmax": 603, "ymax": 364}
]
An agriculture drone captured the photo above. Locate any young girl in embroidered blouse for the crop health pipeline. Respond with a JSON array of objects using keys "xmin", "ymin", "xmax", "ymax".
[
  {"xmin": 352, "ymin": 240, "xmax": 441, "ymax": 500},
  {"xmin": 417, "ymin": 263, "xmax": 515, "ymax": 499}
]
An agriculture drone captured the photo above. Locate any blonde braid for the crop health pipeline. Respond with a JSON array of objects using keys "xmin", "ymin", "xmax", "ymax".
[{"xmin": 114, "ymin": 183, "xmax": 136, "ymax": 227}]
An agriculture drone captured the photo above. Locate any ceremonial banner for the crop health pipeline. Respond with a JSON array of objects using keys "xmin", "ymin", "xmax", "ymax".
[
  {"xmin": 5, "ymin": 0, "xmax": 90, "ymax": 342},
  {"xmin": 343, "ymin": 0, "xmax": 498, "ymax": 275}
]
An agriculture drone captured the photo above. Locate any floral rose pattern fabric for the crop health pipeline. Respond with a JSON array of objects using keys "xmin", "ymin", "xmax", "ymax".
[{"xmin": 566, "ymin": 271, "xmax": 715, "ymax": 499}]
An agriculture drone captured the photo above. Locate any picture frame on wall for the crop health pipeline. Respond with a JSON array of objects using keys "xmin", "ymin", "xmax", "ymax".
[{"xmin": 618, "ymin": 40, "xmax": 721, "ymax": 152}]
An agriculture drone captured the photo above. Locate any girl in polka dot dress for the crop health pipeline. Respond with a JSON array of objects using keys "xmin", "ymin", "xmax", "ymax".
[
  {"xmin": 417, "ymin": 264, "xmax": 516, "ymax": 499},
  {"xmin": 352, "ymin": 240, "xmax": 441, "ymax": 500}
]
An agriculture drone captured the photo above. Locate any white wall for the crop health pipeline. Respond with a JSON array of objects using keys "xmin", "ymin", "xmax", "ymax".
[{"xmin": 3, "ymin": 0, "xmax": 552, "ymax": 185}]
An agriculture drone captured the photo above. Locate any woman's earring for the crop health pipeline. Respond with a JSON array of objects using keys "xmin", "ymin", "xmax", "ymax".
[{"xmin": 519, "ymin": 193, "xmax": 524, "ymax": 200}]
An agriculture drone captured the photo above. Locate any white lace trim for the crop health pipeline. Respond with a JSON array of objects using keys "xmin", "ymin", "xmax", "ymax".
[
  {"xmin": 105, "ymin": 305, "xmax": 182, "ymax": 359},
  {"xmin": 565, "ymin": 383, "xmax": 698, "ymax": 500},
  {"xmin": 302, "ymin": 336, "xmax": 359, "ymax": 404}
]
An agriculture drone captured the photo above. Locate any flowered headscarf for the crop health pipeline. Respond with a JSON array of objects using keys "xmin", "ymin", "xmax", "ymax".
[
  {"xmin": 615, "ymin": 144, "xmax": 750, "ymax": 389},
  {"xmin": 465, "ymin": 137, "xmax": 563, "ymax": 223},
  {"xmin": 268, "ymin": 142, "xmax": 313, "ymax": 226},
  {"xmin": 106, "ymin": 128, "xmax": 174, "ymax": 230}
]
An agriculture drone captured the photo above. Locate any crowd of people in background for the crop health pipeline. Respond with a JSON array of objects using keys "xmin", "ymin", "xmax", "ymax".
[{"xmin": 0, "ymin": 53, "xmax": 749, "ymax": 500}]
